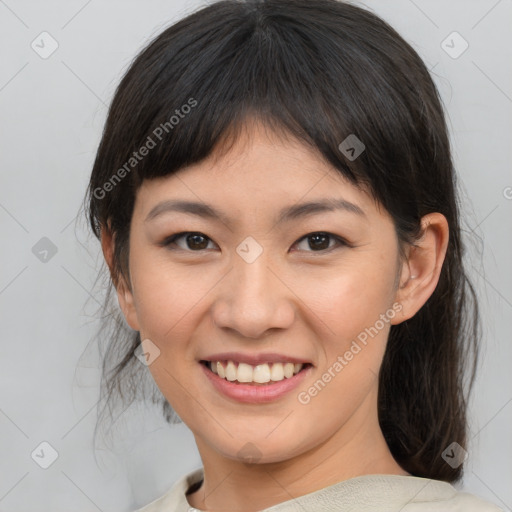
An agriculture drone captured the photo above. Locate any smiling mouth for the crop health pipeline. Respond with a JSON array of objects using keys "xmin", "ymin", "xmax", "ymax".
[{"xmin": 200, "ymin": 360, "xmax": 313, "ymax": 385}]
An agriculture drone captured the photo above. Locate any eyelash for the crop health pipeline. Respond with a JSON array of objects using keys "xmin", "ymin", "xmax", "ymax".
[{"xmin": 160, "ymin": 231, "xmax": 350, "ymax": 254}]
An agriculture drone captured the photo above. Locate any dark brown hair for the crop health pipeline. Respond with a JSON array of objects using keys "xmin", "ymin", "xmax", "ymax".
[{"xmin": 82, "ymin": 0, "xmax": 480, "ymax": 483}]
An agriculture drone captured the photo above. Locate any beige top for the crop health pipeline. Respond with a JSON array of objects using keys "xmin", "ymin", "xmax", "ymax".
[{"xmin": 134, "ymin": 466, "xmax": 503, "ymax": 511}]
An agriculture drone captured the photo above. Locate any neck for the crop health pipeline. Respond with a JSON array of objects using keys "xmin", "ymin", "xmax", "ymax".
[{"xmin": 187, "ymin": 389, "xmax": 409, "ymax": 512}]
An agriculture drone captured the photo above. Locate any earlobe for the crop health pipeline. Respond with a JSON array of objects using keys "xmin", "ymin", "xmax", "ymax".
[
  {"xmin": 100, "ymin": 225, "xmax": 140, "ymax": 331},
  {"xmin": 391, "ymin": 212, "xmax": 449, "ymax": 325}
]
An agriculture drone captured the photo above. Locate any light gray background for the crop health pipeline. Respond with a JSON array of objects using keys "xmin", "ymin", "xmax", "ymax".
[{"xmin": 1, "ymin": 0, "xmax": 511, "ymax": 511}]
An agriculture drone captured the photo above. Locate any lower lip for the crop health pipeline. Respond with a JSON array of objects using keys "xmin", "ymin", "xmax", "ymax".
[{"xmin": 200, "ymin": 362, "xmax": 313, "ymax": 404}]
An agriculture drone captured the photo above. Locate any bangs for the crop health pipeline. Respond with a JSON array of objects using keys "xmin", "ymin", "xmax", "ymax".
[
  {"xmin": 100, "ymin": 0, "xmax": 429, "ymax": 209},
  {"xmin": 89, "ymin": 0, "xmax": 445, "ymax": 245}
]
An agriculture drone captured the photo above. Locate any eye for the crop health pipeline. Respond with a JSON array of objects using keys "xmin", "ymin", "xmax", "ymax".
[
  {"xmin": 292, "ymin": 232, "xmax": 348, "ymax": 253},
  {"xmin": 162, "ymin": 232, "xmax": 216, "ymax": 251},
  {"xmin": 161, "ymin": 231, "xmax": 349, "ymax": 253}
]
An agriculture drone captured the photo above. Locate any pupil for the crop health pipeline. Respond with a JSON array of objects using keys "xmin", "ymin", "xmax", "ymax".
[
  {"xmin": 310, "ymin": 233, "xmax": 329, "ymax": 250},
  {"xmin": 188, "ymin": 234, "xmax": 208, "ymax": 250}
]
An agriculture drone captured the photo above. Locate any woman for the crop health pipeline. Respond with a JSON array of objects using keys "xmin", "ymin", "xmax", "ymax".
[{"xmin": 83, "ymin": 0, "xmax": 503, "ymax": 510}]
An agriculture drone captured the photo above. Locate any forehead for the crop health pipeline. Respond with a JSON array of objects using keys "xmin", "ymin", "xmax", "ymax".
[{"xmin": 134, "ymin": 119, "xmax": 385, "ymax": 225}]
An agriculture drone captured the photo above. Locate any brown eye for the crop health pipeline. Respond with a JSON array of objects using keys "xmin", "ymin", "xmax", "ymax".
[
  {"xmin": 163, "ymin": 232, "xmax": 215, "ymax": 251},
  {"xmin": 293, "ymin": 232, "xmax": 347, "ymax": 253}
]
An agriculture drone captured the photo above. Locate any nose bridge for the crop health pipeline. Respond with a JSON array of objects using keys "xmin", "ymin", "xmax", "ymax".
[
  {"xmin": 234, "ymin": 243, "xmax": 274, "ymax": 301},
  {"xmin": 213, "ymin": 237, "xmax": 294, "ymax": 338}
]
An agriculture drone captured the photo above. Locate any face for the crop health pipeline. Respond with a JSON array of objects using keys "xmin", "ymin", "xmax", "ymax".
[{"xmin": 115, "ymin": 120, "xmax": 410, "ymax": 465}]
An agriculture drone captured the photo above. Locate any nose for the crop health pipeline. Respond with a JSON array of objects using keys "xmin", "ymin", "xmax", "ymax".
[{"xmin": 211, "ymin": 249, "xmax": 295, "ymax": 339}]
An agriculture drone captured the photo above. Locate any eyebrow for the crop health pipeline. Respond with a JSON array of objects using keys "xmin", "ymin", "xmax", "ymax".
[{"xmin": 145, "ymin": 198, "xmax": 366, "ymax": 225}]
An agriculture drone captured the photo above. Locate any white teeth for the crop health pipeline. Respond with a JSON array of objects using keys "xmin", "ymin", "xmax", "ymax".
[
  {"xmin": 207, "ymin": 360, "xmax": 306, "ymax": 383},
  {"xmin": 216, "ymin": 361, "xmax": 225, "ymax": 378},
  {"xmin": 237, "ymin": 363, "xmax": 254, "ymax": 382},
  {"xmin": 270, "ymin": 362, "xmax": 284, "ymax": 381},
  {"xmin": 283, "ymin": 362, "xmax": 294, "ymax": 378},
  {"xmin": 253, "ymin": 364, "xmax": 270, "ymax": 383},
  {"xmin": 225, "ymin": 361, "xmax": 237, "ymax": 381}
]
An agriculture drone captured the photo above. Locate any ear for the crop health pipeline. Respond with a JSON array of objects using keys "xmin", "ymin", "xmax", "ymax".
[
  {"xmin": 100, "ymin": 225, "xmax": 140, "ymax": 331},
  {"xmin": 390, "ymin": 212, "xmax": 449, "ymax": 325}
]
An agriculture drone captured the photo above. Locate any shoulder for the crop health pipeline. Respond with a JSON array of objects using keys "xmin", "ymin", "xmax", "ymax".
[
  {"xmin": 436, "ymin": 490, "xmax": 505, "ymax": 511},
  {"xmin": 130, "ymin": 469, "xmax": 504, "ymax": 512},
  {"xmin": 390, "ymin": 476, "xmax": 504, "ymax": 512},
  {"xmin": 403, "ymin": 490, "xmax": 504, "ymax": 511},
  {"xmin": 273, "ymin": 474, "xmax": 505, "ymax": 512},
  {"xmin": 132, "ymin": 467, "xmax": 204, "ymax": 512}
]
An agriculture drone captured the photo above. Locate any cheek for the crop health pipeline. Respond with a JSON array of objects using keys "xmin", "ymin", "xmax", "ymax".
[
  {"xmin": 129, "ymin": 255, "xmax": 210, "ymax": 341},
  {"xmin": 299, "ymin": 259, "xmax": 396, "ymax": 341},
  {"xmin": 287, "ymin": 267, "xmax": 395, "ymax": 437},
  {"xmin": 129, "ymin": 260, "xmax": 205, "ymax": 414}
]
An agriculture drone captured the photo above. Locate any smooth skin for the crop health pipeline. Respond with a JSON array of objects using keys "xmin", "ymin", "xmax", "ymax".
[{"xmin": 102, "ymin": 119, "xmax": 449, "ymax": 512}]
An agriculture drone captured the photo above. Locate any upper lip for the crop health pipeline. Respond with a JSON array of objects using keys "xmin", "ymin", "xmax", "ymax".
[{"xmin": 200, "ymin": 352, "xmax": 313, "ymax": 366}]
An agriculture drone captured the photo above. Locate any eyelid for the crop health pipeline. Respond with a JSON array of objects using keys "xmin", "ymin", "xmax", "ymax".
[
  {"xmin": 161, "ymin": 231, "xmax": 351, "ymax": 253},
  {"xmin": 292, "ymin": 232, "xmax": 349, "ymax": 253},
  {"xmin": 161, "ymin": 231, "xmax": 217, "ymax": 251}
]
